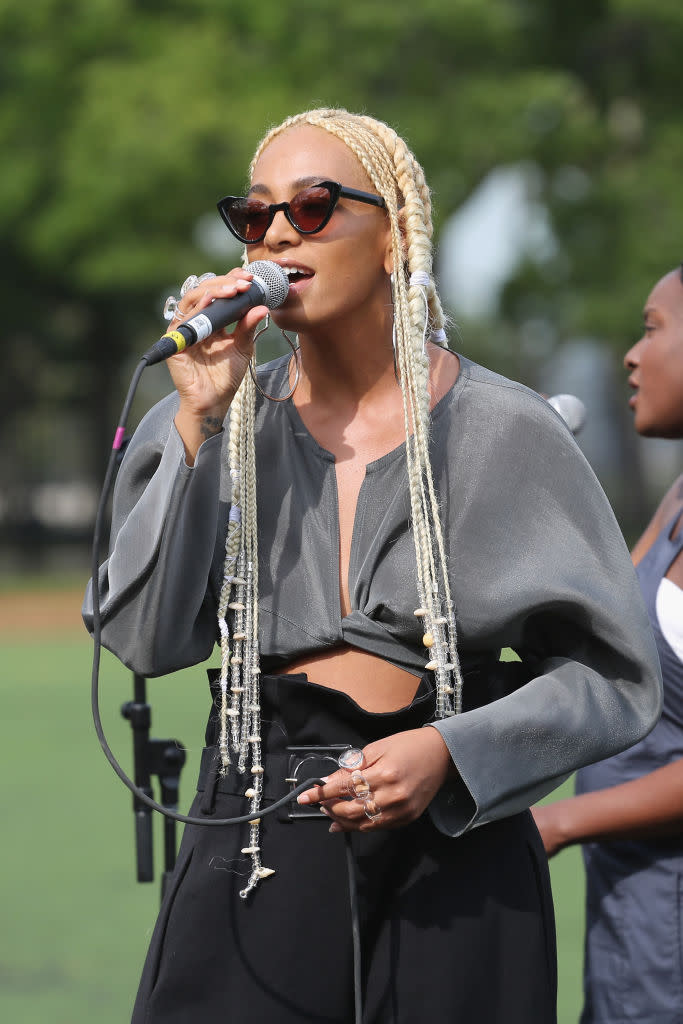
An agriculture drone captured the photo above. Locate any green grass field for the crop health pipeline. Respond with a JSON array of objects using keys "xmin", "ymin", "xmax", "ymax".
[{"xmin": 1, "ymin": 634, "xmax": 586, "ymax": 1023}]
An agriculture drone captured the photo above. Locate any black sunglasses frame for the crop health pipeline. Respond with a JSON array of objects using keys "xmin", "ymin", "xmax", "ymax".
[{"xmin": 217, "ymin": 180, "xmax": 387, "ymax": 244}]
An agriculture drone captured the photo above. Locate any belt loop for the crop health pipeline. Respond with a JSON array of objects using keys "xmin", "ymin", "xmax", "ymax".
[{"xmin": 199, "ymin": 748, "xmax": 221, "ymax": 815}]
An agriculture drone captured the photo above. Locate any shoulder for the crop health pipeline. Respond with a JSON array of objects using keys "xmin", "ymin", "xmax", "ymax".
[
  {"xmin": 652, "ymin": 475, "xmax": 683, "ymax": 528},
  {"xmin": 451, "ymin": 353, "xmax": 574, "ymax": 441},
  {"xmin": 632, "ymin": 474, "xmax": 683, "ymax": 563}
]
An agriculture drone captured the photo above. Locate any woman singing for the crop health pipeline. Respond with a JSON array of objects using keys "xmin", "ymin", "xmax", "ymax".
[{"xmin": 84, "ymin": 108, "xmax": 661, "ymax": 1024}]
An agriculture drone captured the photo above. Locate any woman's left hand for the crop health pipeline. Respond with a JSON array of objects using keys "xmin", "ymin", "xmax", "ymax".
[{"xmin": 297, "ymin": 727, "xmax": 454, "ymax": 832}]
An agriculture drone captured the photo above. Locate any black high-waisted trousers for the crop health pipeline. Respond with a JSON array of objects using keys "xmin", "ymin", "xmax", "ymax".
[{"xmin": 132, "ymin": 673, "xmax": 557, "ymax": 1023}]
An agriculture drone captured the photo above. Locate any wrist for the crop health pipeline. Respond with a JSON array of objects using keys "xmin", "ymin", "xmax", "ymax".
[
  {"xmin": 174, "ymin": 406, "xmax": 228, "ymax": 466},
  {"xmin": 423, "ymin": 724, "xmax": 457, "ymax": 783},
  {"xmin": 546, "ymin": 798, "xmax": 577, "ymax": 851}
]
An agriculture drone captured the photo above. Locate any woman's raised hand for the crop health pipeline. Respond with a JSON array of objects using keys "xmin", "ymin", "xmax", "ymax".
[
  {"xmin": 166, "ymin": 268, "xmax": 270, "ymax": 461},
  {"xmin": 296, "ymin": 727, "xmax": 454, "ymax": 833}
]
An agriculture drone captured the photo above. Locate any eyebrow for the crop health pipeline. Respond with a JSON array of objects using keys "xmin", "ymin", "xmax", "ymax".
[{"xmin": 248, "ymin": 176, "xmax": 329, "ymax": 197}]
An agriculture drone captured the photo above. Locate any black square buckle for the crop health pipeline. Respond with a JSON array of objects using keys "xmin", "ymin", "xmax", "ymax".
[{"xmin": 284, "ymin": 744, "xmax": 352, "ymax": 820}]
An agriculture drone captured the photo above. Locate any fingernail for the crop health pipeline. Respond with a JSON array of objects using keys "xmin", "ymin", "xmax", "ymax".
[
  {"xmin": 329, "ymin": 823, "xmax": 341, "ymax": 834},
  {"xmin": 297, "ymin": 793, "xmax": 310, "ymax": 805}
]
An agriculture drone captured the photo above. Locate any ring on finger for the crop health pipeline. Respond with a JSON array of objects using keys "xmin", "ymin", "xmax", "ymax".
[
  {"xmin": 363, "ymin": 798, "xmax": 382, "ymax": 820},
  {"xmin": 348, "ymin": 769, "xmax": 371, "ymax": 800},
  {"xmin": 181, "ymin": 271, "xmax": 216, "ymax": 296},
  {"xmin": 163, "ymin": 272, "xmax": 217, "ymax": 322}
]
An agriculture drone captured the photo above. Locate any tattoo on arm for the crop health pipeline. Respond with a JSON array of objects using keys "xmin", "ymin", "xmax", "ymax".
[{"xmin": 200, "ymin": 415, "xmax": 223, "ymax": 441}]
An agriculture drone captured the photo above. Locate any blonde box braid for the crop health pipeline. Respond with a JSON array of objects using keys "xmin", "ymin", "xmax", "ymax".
[{"xmin": 216, "ymin": 109, "xmax": 463, "ymax": 896}]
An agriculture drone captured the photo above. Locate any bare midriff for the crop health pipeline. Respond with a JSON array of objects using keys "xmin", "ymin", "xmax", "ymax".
[
  {"xmin": 278, "ymin": 348, "xmax": 460, "ymax": 714},
  {"xmin": 281, "ymin": 646, "xmax": 421, "ymax": 712}
]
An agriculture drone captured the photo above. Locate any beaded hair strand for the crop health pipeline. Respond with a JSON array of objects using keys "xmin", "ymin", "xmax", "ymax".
[{"xmin": 216, "ymin": 108, "xmax": 463, "ymax": 896}]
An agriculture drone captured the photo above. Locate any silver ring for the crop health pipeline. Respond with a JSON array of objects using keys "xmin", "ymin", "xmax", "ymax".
[
  {"xmin": 181, "ymin": 271, "xmax": 216, "ymax": 296},
  {"xmin": 163, "ymin": 296, "xmax": 193, "ymax": 323},
  {"xmin": 338, "ymin": 747, "xmax": 364, "ymax": 771},
  {"xmin": 173, "ymin": 303, "xmax": 192, "ymax": 322},
  {"xmin": 163, "ymin": 272, "xmax": 216, "ymax": 322},
  {"xmin": 162, "ymin": 295, "xmax": 179, "ymax": 321}
]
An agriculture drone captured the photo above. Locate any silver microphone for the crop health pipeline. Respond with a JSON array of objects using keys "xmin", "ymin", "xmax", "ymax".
[{"xmin": 547, "ymin": 393, "xmax": 587, "ymax": 436}]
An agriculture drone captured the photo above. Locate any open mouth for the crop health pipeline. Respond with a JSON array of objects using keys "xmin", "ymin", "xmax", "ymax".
[{"xmin": 280, "ymin": 265, "xmax": 314, "ymax": 286}]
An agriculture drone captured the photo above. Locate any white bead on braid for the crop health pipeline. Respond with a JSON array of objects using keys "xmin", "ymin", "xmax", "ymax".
[
  {"xmin": 216, "ymin": 372, "xmax": 274, "ymax": 898},
  {"xmin": 217, "ymin": 108, "xmax": 465, "ymax": 898}
]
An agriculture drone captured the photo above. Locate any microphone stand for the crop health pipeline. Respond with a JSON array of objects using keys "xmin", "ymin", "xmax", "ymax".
[{"xmin": 121, "ymin": 674, "xmax": 187, "ymax": 903}]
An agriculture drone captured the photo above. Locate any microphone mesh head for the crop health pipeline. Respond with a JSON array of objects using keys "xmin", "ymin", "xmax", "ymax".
[
  {"xmin": 547, "ymin": 393, "xmax": 587, "ymax": 436},
  {"xmin": 247, "ymin": 260, "xmax": 290, "ymax": 309}
]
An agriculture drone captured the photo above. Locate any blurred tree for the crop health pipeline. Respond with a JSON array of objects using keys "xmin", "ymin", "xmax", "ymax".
[{"xmin": 0, "ymin": 0, "xmax": 681, "ymax": 550}]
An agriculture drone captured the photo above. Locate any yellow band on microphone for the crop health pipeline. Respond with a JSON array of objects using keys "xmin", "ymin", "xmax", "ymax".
[{"xmin": 164, "ymin": 330, "xmax": 188, "ymax": 353}]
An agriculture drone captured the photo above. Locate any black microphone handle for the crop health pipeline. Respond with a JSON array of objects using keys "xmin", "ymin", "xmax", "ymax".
[{"xmin": 144, "ymin": 279, "xmax": 267, "ymax": 366}]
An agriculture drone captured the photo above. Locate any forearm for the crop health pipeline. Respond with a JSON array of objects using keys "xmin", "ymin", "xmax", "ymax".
[{"xmin": 536, "ymin": 759, "xmax": 683, "ymax": 852}]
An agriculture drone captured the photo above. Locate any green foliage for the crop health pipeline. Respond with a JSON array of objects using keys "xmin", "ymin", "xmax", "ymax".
[{"xmin": 1, "ymin": 0, "xmax": 683, "ymax": 484}]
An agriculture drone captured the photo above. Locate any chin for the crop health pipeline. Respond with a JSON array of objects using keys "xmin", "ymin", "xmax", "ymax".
[{"xmin": 636, "ymin": 416, "xmax": 683, "ymax": 440}]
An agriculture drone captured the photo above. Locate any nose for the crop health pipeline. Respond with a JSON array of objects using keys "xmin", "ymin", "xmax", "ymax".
[
  {"xmin": 263, "ymin": 206, "xmax": 300, "ymax": 249},
  {"xmin": 624, "ymin": 338, "xmax": 642, "ymax": 371}
]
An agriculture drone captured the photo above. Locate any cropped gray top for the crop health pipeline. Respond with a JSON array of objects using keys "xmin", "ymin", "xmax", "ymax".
[{"xmin": 84, "ymin": 354, "xmax": 662, "ymax": 836}]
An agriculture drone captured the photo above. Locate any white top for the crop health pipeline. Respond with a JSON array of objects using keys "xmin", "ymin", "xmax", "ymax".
[{"xmin": 656, "ymin": 577, "xmax": 683, "ymax": 662}]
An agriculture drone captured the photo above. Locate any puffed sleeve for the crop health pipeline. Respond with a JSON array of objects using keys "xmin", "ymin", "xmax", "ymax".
[
  {"xmin": 82, "ymin": 392, "xmax": 230, "ymax": 676},
  {"xmin": 427, "ymin": 366, "xmax": 663, "ymax": 836}
]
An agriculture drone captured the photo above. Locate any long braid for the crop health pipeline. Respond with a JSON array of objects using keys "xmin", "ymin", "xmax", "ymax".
[
  {"xmin": 215, "ymin": 370, "xmax": 274, "ymax": 897},
  {"xmin": 218, "ymin": 108, "xmax": 464, "ymax": 897},
  {"xmin": 261, "ymin": 109, "xmax": 464, "ymax": 717}
]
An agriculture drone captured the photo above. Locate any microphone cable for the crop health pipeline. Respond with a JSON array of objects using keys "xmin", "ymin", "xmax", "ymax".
[{"xmin": 89, "ymin": 354, "xmax": 364, "ymax": 1023}]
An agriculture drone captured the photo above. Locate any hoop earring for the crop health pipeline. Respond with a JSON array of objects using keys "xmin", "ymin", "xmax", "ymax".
[{"xmin": 249, "ymin": 319, "xmax": 300, "ymax": 403}]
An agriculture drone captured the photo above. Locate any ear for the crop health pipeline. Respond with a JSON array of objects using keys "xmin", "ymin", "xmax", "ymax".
[{"xmin": 383, "ymin": 206, "xmax": 407, "ymax": 275}]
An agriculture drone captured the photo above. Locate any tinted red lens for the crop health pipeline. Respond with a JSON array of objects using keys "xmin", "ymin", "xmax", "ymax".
[
  {"xmin": 289, "ymin": 186, "xmax": 334, "ymax": 231},
  {"xmin": 229, "ymin": 198, "xmax": 271, "ymax": 241}
]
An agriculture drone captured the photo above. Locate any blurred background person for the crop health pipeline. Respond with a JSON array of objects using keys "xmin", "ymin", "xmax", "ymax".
[{"xmin": 533, "ymin": 264, "xmax": 683, "ymax": 1024}]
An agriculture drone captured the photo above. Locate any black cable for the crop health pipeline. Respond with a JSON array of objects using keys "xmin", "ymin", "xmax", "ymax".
[
  {"xmin": 89, "ymin": 354, "xmax": 364, "ymax": 1022},
  {"xmin": 89, "ymin": 357, "xmax": 325, "ymax": 825},
  {"xmin": 345, "ymin": 834, "xmax": 363, "ymax": 1024}
]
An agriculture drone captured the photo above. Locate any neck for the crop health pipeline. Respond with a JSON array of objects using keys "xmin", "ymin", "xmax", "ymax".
[{"xmin": 296, "ymin": 306, "xmax": 398, "ymax": 409}]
